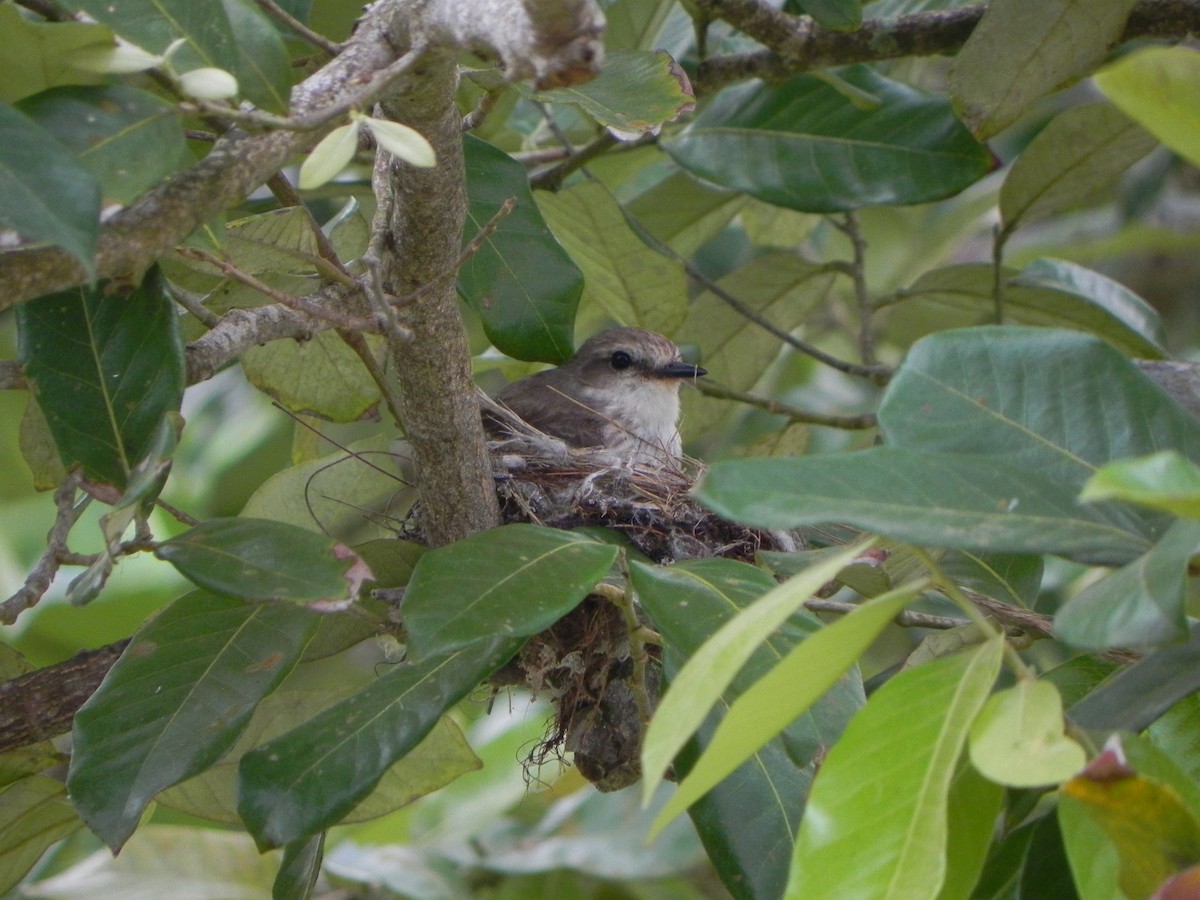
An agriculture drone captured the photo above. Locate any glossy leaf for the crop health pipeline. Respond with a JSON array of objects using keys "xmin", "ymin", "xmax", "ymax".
[
  {"xmin": 238, "ymin": 636, "xmax": 520, "ymax": 849},
  {"xmin": 880, "ymin": 327, "xmax": 1200, "ymax": 494},
  {"xmin": 663, "ymin": 66, "xmax": 994, "ymax": 213},
  {"xmin": 652, "ymin": 579, "xmax": 927, "ymax": 836},
  {"xmin": 17, "ymin": 269, "xmax": 184, "ymax": 491},
  {"xmin": 18, "ymin": 85, "xmax": 189, "ymax": 206},
  {"xmin": 155, "ymin": 518, "xmax": 373, "ymax": 605},
  {"xmin": 536, "ymin": 180, "xmax": 688, "ymax": 335},
  {"xmin": 0, "ymin": 101, "xmax": 99, "ymax": 274},
  {"xmin": 693, "ymin": 448, "xmax": 1152, "ymax": 565},
  {"xmin": 67, "ymin": 592, "xmax": 318, "ymax": 850},
  {"xmin": 0, "ymin": 5, "xmax": 112, "ymax": 103},
  {"xmin": 639, "ymin": 542, "xmax": 869, "ymax": 801},
  {"xmin": 535, "ymin": 49, "xmax": 694, "ymax": 137},
  {"xmin": 71, "ymin": 0, "xmax": 291, "ymax": 113},
  {"xmin": 1060, "ymin": 743, "xmax": 1200, "ymax": 899},
  {"xmin": 969, "ymin": 679, "xmax": 1086, "ymax": 787},
  {"xmin": 401, "ymin": 524, "xmax": 618, "ymax": 660},
  {"xmin": 1082, "ymin": 451, "xmax": 1200, "ymax": 519},
  {"xmin": 275, "ymin": 833, "xmax": 324, "ymax": 900},
  {"xmin": 636, "ymin": 557, "xmax": 865, "ymax": 899},
  {"xmin": 0, "ymin": 775, "xmax": 82, "ymax": 895},
  {"xmin": 676, "ymin": 253, "xmax": 838, "ymax": 437},
  {"xmin": 889, "ymin": 262, "xmax": 1168, "ymax": 358},
  {"xmin": 1000, "ymin": 102, "xmax": 1156, "ymax": 233},
  {"xmin": 1054, "ymin": 518, "xmax": 1200, "ymax": 649},
  {"xmin": 1070, "ymin": 624, "xmax": 1200, "ymax": 733},
  {"xmin": 459, "ymin": 136, "xmax": 583, "ymax": 363},
  {"xmin": 1095, "ymin": 46, "xmax": 1200, "ymax": 168},
  {"xmin": 950, "ymin": 0, "xmax": 1138, "ymax": 138},
  {"xmin": 787, "ymin": 636, "xmax": 1004, "ymax": 898},
  {"xmin": 939, "ymin": 760, "xmax": 1005, "ymax": 900}
]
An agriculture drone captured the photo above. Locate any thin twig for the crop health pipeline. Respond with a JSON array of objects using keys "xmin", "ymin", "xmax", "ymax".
[
  {"xmin": 696, "ymin": 380, "xmax": 877, "ymax": 429},
  {"xmin": 253, "ymin": 0, "xmax": 342, "ymax": 55},
  {"xmin": 531, "ymin": 131, "xmax": 619, "ymax": 191},
  {"xmin": 266, "ymin": 172, "xmax": 352, "ymax": 277},
  {"xmin": 166, "ymin": 283, "xmax": 220, "ymax": 328},
  {"xmin": 1, "ymin": 474, "xmax": 85, "ymax": 624},
  {"xmin": 155, "ymin": 497, "xmax": 200, "ymax": 527},
  {"xmin": 832, "ymin": 212, "xmax": 876, "ymax": 366},
  {"xmin": 336, "ymin": 328, "xmax": 407, "ymax": 428},
  {"xmin": 175, "ymin": 246, "xmax": 376, "ymax": 332},
  {"xmin": 462, "ymin": 88, "xmax": 503, "ymax": 132},
  {"xmin": 805, "ymin": 598, "xmax": 965, "ymax": 630}
]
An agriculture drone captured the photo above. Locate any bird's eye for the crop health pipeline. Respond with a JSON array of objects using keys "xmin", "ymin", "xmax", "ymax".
[{"xmin": 610, "ymin": 350, "xmax": 633, "ymax": 370}]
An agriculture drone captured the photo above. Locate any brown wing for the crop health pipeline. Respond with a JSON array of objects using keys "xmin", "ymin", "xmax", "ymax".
[{"xmin": 491, "ymin": 372, "xmax": 609, "ymax": 448}]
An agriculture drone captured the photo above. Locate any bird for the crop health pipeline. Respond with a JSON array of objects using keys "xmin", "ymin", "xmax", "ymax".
[{"xmin": 488, "ymin": 327, "xmax": 706, "ymax": 469}]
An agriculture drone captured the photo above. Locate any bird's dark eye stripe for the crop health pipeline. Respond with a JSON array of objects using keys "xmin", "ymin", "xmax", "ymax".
[{"xmin": 610, "ymin": 350, "xmax": 633, "ymax": 370}]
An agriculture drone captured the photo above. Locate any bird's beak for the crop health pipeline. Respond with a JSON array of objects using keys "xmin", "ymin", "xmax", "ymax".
[{"xmin": 653, "ymin": 361, "xmax": 707, "ymax": 379}]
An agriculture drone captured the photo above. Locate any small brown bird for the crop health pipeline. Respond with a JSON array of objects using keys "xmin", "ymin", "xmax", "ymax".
[{"xmin": 490, "ymin": 327, "xmax": 706, "ymax": 468}]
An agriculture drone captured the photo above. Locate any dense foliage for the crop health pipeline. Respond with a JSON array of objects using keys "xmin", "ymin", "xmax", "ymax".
[{"xmin": 2, "ymin": 0, "xmax": 1200, "ymax": 897}]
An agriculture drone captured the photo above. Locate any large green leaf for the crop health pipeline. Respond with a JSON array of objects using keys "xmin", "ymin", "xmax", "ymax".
[
  {"xmin": 238, "ymin": 636, "xmax": 521, "ymax": 849},
  {"xmin": 155, "ymin": 518, "xmax": 372, "ymax": 605},
  {"xmin": 938, "ymin": 759, "xmax": 1005, "ymax": 900},
  {"xmin": 535, "ymin": 49, "xmax": 694, "ymax": 137},
  {"xmin": 459, "ymin": 136, "xmax": 583, "ymax": 364},
  {"xmin": 1054, "ymin": 518, "xmax": 1200, "ymax": 649},
  {"xmin": 0, "ymin": 101, "xmax": 99, "ymax": 275},
  {"xmin": 634, "ymin": 557, "xmax": 865, "ymax": 900},
  {"xmin": 17, "ymin": 269, "xmax": 184, "ymax": 491},
  {"xmin": 949, "ymin": 0, "xmax": 1138, "ymax": 138},
  {"xmin": 786, "ymin": 636, "xmax": 1004, "ymax": 898},
  {"xmin": 662, "ymin": 66, "xmax": 994, "ymax": 213},
  {"xmin": 1095, "ymin": 45, "xmax": 1200, "ymax": 169},
  {"xmin": 625, "ymin": 171, "xmax": 746, "ymax": 258},
  {"xmin": 66, "ymin": 592, "xmax": 319, "ymax": 851},
  {"xmin": 693, "ymin": 448, "xmax": 1152, "ymax": 565},
  {"xmin": 0, "ymin": 775, "xmax": 82, "ymax": 895},
  {"xmin": 241, "ymin": 330, "xmax": 382, "ymax": 422},
  {"xmin": 18, "ymin": 85, "xmax": 189, "ymax": 205},
  {"xmin": 651, "ymin": 579, "xmax": 925, "ymax": 838},
  {"xmin": 968, "ymin": 679, "xmax": 1086, "ymax": 787},
  {"xmin": 71, "ymin": 0, "xmax": 291, "ymax": 113},
  {"xmin": 999, "ymin": 102, "xmax": 1156, "ymax": 235},
  {"xmin": 536, "ymin": 180, "xmax": 688, "ymax": 335},
  {"xmin": 639, "ymin": 542, "xmax": 868, "ymax": 800},
  {"xmin": 879, "ymin": 327, "xmax": 1200, "ymax": 494},
  {"xmin": 401, "ymin": 524, "xmax": 619, "ymax": 660},
  {"xmin": 0, "ymin": 5, "xmax": 112, "ymax": 104},
  {"xmin": 676, "ymin": 253, "xmax": 838, "ymax": 437},
  {"xmin": 886, "ymin": 262, "xmax": 1167, "ymax": 357}
]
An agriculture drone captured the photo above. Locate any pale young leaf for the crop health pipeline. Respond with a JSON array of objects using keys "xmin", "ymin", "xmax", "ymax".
[
  {"xmin": 299, "ymin": 122, "xmax": 362, "ymax": 190},
  {"xmin": 362, "ymin": 117, "xmax": 436, "ymax": 168}
]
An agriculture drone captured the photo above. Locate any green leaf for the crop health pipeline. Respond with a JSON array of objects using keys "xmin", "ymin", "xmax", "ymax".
[
  {"xmin": 361, "ymin": 116, "xmax": 435, "ymax": 167},
  {"xmin": 274, "ymin": 833, "xmax": 323, "ymax": 900},
  {"xmin": 0, "ymin": 101, "xmax": 99, "ymax": 274},
  {"xmin": 635, "ymin": 557, "xmax": 865, "ymax": 900},
  {"xmin": 1095, "ymin": 45, "xmax": 1200, "ymax": 168},
  {"xmin": 693, "ymin": 448, "xmax": 1152, "ymax": 565},
  {"xmin": 17, "ymin": 269, "xmax": 184, "ymax": 491},
  {"xmin": 298, "ymin": 121, "xmax": 360, "ymax": 190},
  {"xmin": 155, "ymin": 518, "xmax": 373, "ymax": 605},
  {"xmin": 401, "ymin": 524, "xmax": 618, "ymax": 661},
  {"xmin": 0, "ymin": 5, "xmax": 112, "ymax": 104},
  {"xmin": 0, "ymin": 775, "xmax": 82, "ymax": 895},
  {"xmin": 938, "ymin": 759, "xmax": 1005, "ymax": 900},
  {"xmin": 786, "ymin": 636, "xmax": 1004, "ymax": 898},
  {"xmin": 638, "ymin": 542, "xmax": 869, "ymax": 803},
  {"xmin": 651, "ymin": 579, "xmax": 927, "ymax": 837},
  {"xmin": 949, "ymin": 0, "xmax": 1138, "ymax": 138},
  {"xmin": 663, "ymin": 66, "xmax": 994, "ymax": 213},
  {"xmin": 1082, "ymin": 451, "xmax": 1200, "ymax": 519},
  {"xmin": 1070, "ymin": 624, "xmax": 1200, "ymax": 733},
  {"xmin": 535, "ymin": 49, "xmax": 694, "ymax": 137},
  {"xmin": 968, "ymin": 679, "xmax": 1086, "ymax": 787},
  {"xmin": 1054, "ymin": 518, "xmax": 1200, "ymax": 649},
  {"xmin": 238, "ymin": 636, "xmax": 520, "ymax": 849},
  {"xmin": 1060, "ymin": 742, "xmax": 1200, "ymax": 899},
  {"xmin": 241, "ymin": 330, "xmax": 382, "ymax": 422},
  {"xmin": 459, "ymin": 136, "xmax": 583, "ymax": 364},
  {"xmin": 71, "ymin": 0, "xmax": 291, "ymax": 113},
  {"xmin": 879, "ymin": 327, "xmax": 1200, "ymax": 495},
  {"xmin": 18, "ymin": 85, "xmax": 189, "ymax": 206},
  {"xmin": 787, "ymin": 0, "xmax": 862, "ymax": 30},
  {"xmin": 536, "ymin": 180, "xmax": 688, "ymax": 335},
  {"xmin": 676, "ymin": 253, "xmax": 838, "ymax": 437},
  {"xmin": 66, "ymin": 592, "xmax": 318, "ymax": 851},
  {"xmin": 1000, "ymin": 102, "xmax": 1156, "ymax": 234}
]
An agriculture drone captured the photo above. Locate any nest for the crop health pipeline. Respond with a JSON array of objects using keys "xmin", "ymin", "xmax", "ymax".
[{"xmin": 479, "ymin": 393, "xmax": 794, "ymax": 790}]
